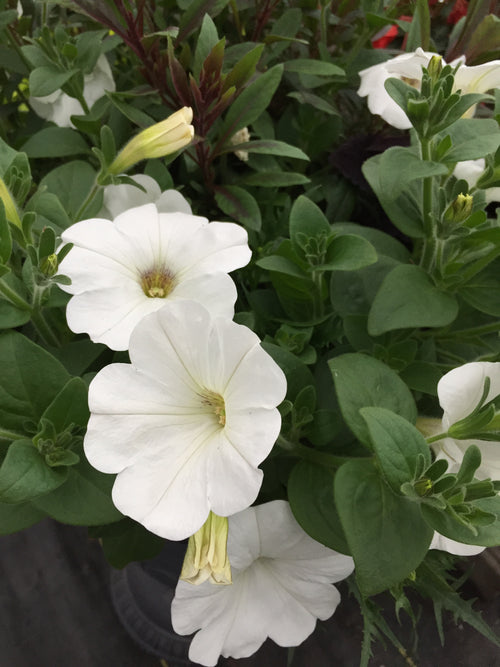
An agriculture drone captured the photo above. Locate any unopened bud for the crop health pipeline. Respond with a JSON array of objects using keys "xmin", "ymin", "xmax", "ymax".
[
  {"xmin": 0, "ymin": 177, "xmax": 22, "ymax": 229},
  {"xmin": 444, "ymin": 193, "xmax": 473, "ymax": 223},
  {"xmin": 109, "ymin": 107, "xmax": 194, "ymax": 174},
  {"xmin": 180, "ymin": 512, "xmax": 232, "ymax": 586},
  {"xmin": 427, "ymin": 55, "xmax": 443, "ymax": 84}
]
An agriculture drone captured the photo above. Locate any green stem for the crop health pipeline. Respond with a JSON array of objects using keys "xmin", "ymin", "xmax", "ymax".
[
  {"xmin": 0, "ymin": 428, "xmax": 25, "ymax": 441},
  {"xmin": 311, "ymin": 270, "xmax": 324, "ymax": 319},
  {"xmin": 319, "ymin": 4, "xmax": 328, "ymax": 46},
  {"xmin": 74, "ymin": 182, "xmax": 100, "ymax": 221},
  {"xmin": 31, "ymin": 285, "xmax": 60, "ymax": 348},
  {"xmin": 426, "ymin": 432, "xmax": 449, "ymax": 444},
  {"xmin": 0, "ymin": 278, "xmax": 31, "ymax": 310},
  {"xmin": 419, "ymin": 138, "xmax": 438, "ymax": 273},
  {"xmin": 277, "ymin": 435, "xmax": 355, "ymax": 468}
]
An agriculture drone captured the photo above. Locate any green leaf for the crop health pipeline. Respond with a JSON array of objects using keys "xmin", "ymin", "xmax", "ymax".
[
  {"xmin": 329, "ymin": 353, "xmax": 417, "ymax": 446},
  {"xmin": 0, "ymin": 331, "xmax": 69, "ymax": 440},
  {"xmin": 261, "ymin": 342, "xmax": 314, "ymax": 402},
  {"xmin": 256, "ymin": 254, "xmax": 308, "ymax": 278},
  {"xmin": 400, "ymin": 361, "xmax": 442, "ymax": 395},
  {"xmin": 405, "ymin": 0, "xmax": 430, "ymax": 51},
  {"xmin": 192, "ymin": 13, "xmax": 219, "ymax": 79},
  {"xmin": 360, "ymin": 407, "xmax": 432, "ymax": 494},
  {"xmin": 214, "ymin": 185, "xmax": 261, "ymax": 231},
  {"xmin": 0, "ymin": 500, "xmax": 46, "ymax": 535},
  {"xmin": 0, "ymin": 439, "xmax": 67, "ymax": 503},
  {"xmin": 442, "ymin": 119, "xmax": 500, "ymax": 163},
  {"xmin": 287, "ymin": 90, "xmax": 339, "ymax": 115},
  {"xmin": 219, "ymin": 65, "xmax": 283, "ymax": 140},
  {"xmin": 223, "ymin": 44, "xmax": 265, "ymax": 92},
  {"xmin": 177, "ymin": 0, "xmax": 231, "ymax": 42},
  {"xmin": 289, "ymin": 195, "xmax": 331, "ymax": 255},
  {"xmin": 319, "ymin": 234, "xmax": 377, "ymax": 271},
  {"xmin": 39, "ymin": 160, "xmax": 98, "ymax": 223},
  {"xmin": 217, "ymin": 139, "xmax": 309, "ymax": 160},
  {"xmin": 29, "ymin": 67, "xmax": 78, "ymax": 97},
  {"xmin": 39, "ymin": 377, "xmax": 89, "ymax": 433},
  {"xmin": 284, "ymin": 59, "xmax": 344, "ymax": 77},
  {"xmin": 25, "ymin": 190, "xmax": 71, "ymax": 234},
  {"xmin": 368, "ymin": 264, "xmax": 459, "ymax": 335},
  {"xmin": 459, "ymin": 260, "xmax": 500, "ymax": 316},
  {"xmin": 33, "ymin": 443, "xmax": 122, "ymax": 525},
  {"xmin": 240, "ymin": 171, "xmax": 309, "ymax": 187},
  {"xmin": 421, "ymin": 496, "xmax": 500, "ymax": 547},
  {"xmin": 21, "ymin": 127, "xmax": 89, "ymax": 158},
  {"xmin": 0, "ymin": 201, "xmax": 12, "ymax": 264},
  {"xmin": 335, "ymin": 459, "xmax": 433, "ymax": 595},
  {"xmin": 288, "ymin": 461, "xmax": 350, "ymax": 554}
]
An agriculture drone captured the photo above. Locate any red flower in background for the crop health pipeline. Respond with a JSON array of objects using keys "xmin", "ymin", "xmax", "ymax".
[{"xmin": 448, "ymin": 0, "xmax": 468, "ymax": 24}]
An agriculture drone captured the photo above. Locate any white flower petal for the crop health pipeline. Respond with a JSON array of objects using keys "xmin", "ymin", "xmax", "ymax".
[
  {"xmin": 430, "ymin": 532, "xmax": 485, "ymax": 556},
  {"xmin": 155, "ymin": 189, "xmax": 192, "ymax": 214},
  {"xmin": 58, "ymin": 203, "xmax": 251, "ymax": 350},
  {"xmin": 438, "ymin": 362, "xmax": 500, "ymax": 427},
  {"xmin": 357, "ymin": 49, "xmax": 440, "ymax": 129},
  {"xmin": 225, "ymin": 343, "xmax": 287, "ymax": 408},
  {"xmin": 454, "ymin": 60, "xmax": 500, "ymax": 95},
  {"xmin": 171, "ymin": 501, "xmax": 354, "ymax": 666}
]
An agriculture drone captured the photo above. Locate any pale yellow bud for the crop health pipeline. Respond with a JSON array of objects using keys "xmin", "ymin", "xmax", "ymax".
[
  {"xmin": 180, "ymin": 512, "xmax": 232, "ymax": 586},
  {"xmin": 230, "ymin": 127, "xmax": 250, "ymax": 162},
  {"xmin": 0, "ymin": 178, "xmax": 22, "ymax": 229},
  {"xmin": 109, "ymin": 107, "xmax": 194, "ymax": 174}
]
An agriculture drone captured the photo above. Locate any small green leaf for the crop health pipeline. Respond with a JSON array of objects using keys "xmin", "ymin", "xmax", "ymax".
[
  {"xmin": 421, "ymin": 496, "xmax": 500, "ymax": 547},
  {"xmin": 319, "ymin": 234, "xmax": 377, "ymax": 271},
  {"xmin": 192, "ymin": 13, "xmax": 219, "ymax": 79},
  {"xmin": 368, "ymin": 264, "xmax": 459, "ymax": 335},
  {"xmin": 0, "ymin": 439, "xmax": 67, "ymax": 503},
  {"xmin": 256, "ymin": 255, "xmax": 308, "ymax": 278},
  {"xmin": 216, "ymin": 139, "xmax": 309, "ymax": 161},
  {"xmin": 93, "ymin": 518, "xmax": 165, "ymax": 569},
  {"xmin": 240, "ymin": 171, "xmax": 309, "ymax": 187},
  {"xmin": 29, "ymin": 67, "xmax": 79, "ymax": 97},
  {"xmin": 0, "ymin": 501, "xmax": 46, "ymax": 535},
  {"xmin": 360, "ymin": 407, "xmax": 432, "ymax": 494}
]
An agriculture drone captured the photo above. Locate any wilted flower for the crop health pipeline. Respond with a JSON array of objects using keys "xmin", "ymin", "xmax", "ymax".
[
  {"xmin": 433, "ymin": 361, "xmax": 500, "ymax": 480},
  {"xmin": 84, "ymin": 301, "xmax": 287, "ymax": 540},
  {"xmin": 99, "ymin": 174, "xmax": 192, "ymax": 219},
  {"xmin": 453, "ymin": 159, "xmax": 500, "ymax": 204},
  {"xmin": 57, "ymin": 202, "xmax": 251, "ymax": 350},
  {"xmin": 181, "ymin": 512, "xmax": 232, "ymax": 585},
  {"xmin": 29, "ymin": 54, "xmax": 115, "ymax": 128},
  {"xmin": 357, "ymin": 48, "xmax": 439, "ymax": 129},
  {"xmin": 171, "ymin": 500, "xmax": 354, "ymax": 666},
  {"xmin": 108, "ymin": 107, "xmax": 194, "ymax": 174}
]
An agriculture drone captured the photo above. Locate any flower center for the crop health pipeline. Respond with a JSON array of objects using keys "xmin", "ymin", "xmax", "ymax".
[
  {"xmin": 140, "ymin": 267, "xmax": 175, "ymax": 298},
  {"xmin": 201, "ymin": 391, "xmax": 226, "ymax": 427}
]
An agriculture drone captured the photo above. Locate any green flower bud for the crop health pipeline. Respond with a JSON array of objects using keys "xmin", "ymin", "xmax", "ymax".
[
  {"xmin": 444, "ymin": 193, "xmax": 474, "ymax": 223},
  {"xmin": 0, "ymin": 177, "xmax": 22, "ymax": 229},
  {"xmin": 427, "ymin": 55, "xmax": 443, "ymax": 84}
]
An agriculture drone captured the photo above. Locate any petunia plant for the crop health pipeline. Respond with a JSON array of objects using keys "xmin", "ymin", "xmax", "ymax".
[{"xmin": 2, "ymin": 1, "xmax": 500, "ymax": 665}]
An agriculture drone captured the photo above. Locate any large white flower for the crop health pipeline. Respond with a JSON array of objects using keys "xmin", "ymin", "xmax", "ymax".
[
  {"xmin": 57, "ymin": 203, "xmax": 251, "ymax": 350},
  {"xmin": 357, "ymin": 48, "xmax": 439, "ymax": 129},
  {"xmin": 434, "ymin": 361, "xmax": 500, "ymax": 480},
  {"xmin": 171, "ymin": 500, "xmax": 354, "ymax": 666},
  {"xmin": 29, "ymin": 54, "xmax": 115, "ymax": 128},
  {"xmin": 453, "ymin": 159, "xmax": 500, "ymax": 204},
  {"xmin": 84, "ymin": 301, "xmax": 287, "ymax": 540},
  {"xmin": 99, "ymin": 174, "xmax": 192, "ymax": 219}
]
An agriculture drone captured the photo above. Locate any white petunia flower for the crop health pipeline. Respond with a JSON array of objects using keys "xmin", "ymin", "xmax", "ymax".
[
  {"xmin": 453, "ymin": 159, "xmax": 500, "ymax": 204},
  {"xmin": 57, "ymin": 203, "xmax": 251, "ymax": 350},
  {"xmin": 84, "ymin": 301, "xmax": 287, "ymax": 540},
  {"xmin": 430, "ymin": 532, "xmax": 485, "ymax": 556},
  {"xmin": 434, "ymin": 361, "xmax": 500, "ymax": 480},
  {"xmin": 357, "ymin": 48, "xmax": 439, "ymax": 129},
  {"xmin": 99, "ymin": 174, "xmax": 192, "ymax": 219},
  {"xmin": 358, "ymin": 51, "xmax": 500, "ymax": 130},
  {"xmin": 171, "ymin": 500, "xmax": 354, "ymax": 666},
  {"xmin": 452, "ymin": 59, "xmax": 500, "ymax": 118},
  {"xmin": 29, "ymin": 54, "xmax": 115, "ymax": 128}
]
